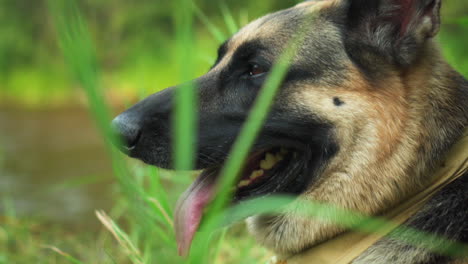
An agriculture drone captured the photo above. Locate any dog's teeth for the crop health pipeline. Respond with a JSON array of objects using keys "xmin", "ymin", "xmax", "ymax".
[
  {"xmin": 260, "ymin": 158, "xmax": 275, "ymax": 170},
  {"xmin": 238, "ymin": 180, "xmax": 251, "ymax": 188},
  {"xmin": 260, "ymin": 151, "xmax": 285, "ymax": 170},
  {"xmin": 250, "ymin": 169, "xmax": 264, "ymax": 179}
]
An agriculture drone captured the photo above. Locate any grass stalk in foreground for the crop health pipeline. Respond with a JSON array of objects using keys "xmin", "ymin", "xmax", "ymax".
[
  {"xmin": 47, "ymin": 0, "xmax": 140, "ymax": 199},
  {"xmin": 173, "ymin": 0, "xmax": 197, "ymax": 173},
  {"xmin": 219, "ymin": 1, "xmax": 239, "ymax": 35},
  {"xmin": 193, "ymin": 3, "xmax": 227, "ymax": 44},
  {"xmin": 96, "ymin": 210, "xmax": 144, "ymax": 264},
  {"xmin": 220, "ymin": 195, "xmax": 468, "ymax": 259},
  {"xmin": 207, "ymin": 17, "xmax": 312, "ymax": 226},
  {"xmin": 187, "ymin": 11, "xmax": 315, "ymax": 264},
  {"xmin": 48, "ymin": 0, "xmax": 181, "ymax": 262},
  {"xmin": 43, "ymin": 246, "xmax": 84, "ymax": 264}
]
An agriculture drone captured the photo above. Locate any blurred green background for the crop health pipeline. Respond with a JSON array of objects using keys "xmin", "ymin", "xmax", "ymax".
[
  {"xmin": 0, "ymin": 0, "xmax": 467, "ymax": 263},
  {"xmin": 0, "ymin": 0, "xmax": 305, "ymax": 107},
  {"xmin": 1, "ymin": 0, "xmax": 466, "ymax": 107}
]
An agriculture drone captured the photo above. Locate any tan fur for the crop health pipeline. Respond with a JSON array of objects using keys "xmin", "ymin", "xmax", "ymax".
[
  {"xmin": 295, "ymin": 0, "xmax": 339, "ymax": 10},
  {"xmin": 247, "ymin": 40, "xmax": 459, "ymax": 257},
  {"xmin": 212, "ymin": 15, "xmax": 281, "ymax": 70},
  {"xmin": 220, "ymin": 0, "xmax": 339, "ymax": 61},
  {"xmin": 207, "ymin": 1, "xmax": 466, "ymax": 261}
]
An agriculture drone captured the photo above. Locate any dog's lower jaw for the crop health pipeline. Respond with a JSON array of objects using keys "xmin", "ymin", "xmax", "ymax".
[{"xmin": 246, "ymin": 214, "xmax": 346, "ymax": 258}]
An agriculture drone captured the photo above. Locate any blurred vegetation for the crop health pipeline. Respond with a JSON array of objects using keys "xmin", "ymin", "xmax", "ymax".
[
  {"xmin": 1, "ymin": 0, "xmax": 467, "ymax": 107},
  {"xmin": 0, "ymin": 0, "xmax": 299, "ymax": 107}
]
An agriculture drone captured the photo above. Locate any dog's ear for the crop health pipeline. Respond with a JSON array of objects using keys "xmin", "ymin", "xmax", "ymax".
[{"xmin": 345, "ymin": 0, "xmax": 442, "ymax": 66}]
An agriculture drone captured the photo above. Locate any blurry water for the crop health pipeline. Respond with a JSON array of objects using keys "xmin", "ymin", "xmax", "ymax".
[{"xmin": 0, "ymin": 107, "xmax": 114, "ymax": 229}]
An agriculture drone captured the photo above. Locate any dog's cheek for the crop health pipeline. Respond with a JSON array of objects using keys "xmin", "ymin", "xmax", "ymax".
[{"xmin": 288, "ymin": 85, "xmax": 369, "ymax": 148}]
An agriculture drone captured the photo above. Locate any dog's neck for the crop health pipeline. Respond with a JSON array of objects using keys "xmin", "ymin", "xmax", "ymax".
[
  {"xmin": 325, "ymin": 41, "xmax": 467, "ymax": 238},
  {"xmin": 403, "ymin": 43, "xmax": 468, "ymax": 184},
  {"xmin": 312, "ymin": 42, "xmax": 468, "ymax": 215}
]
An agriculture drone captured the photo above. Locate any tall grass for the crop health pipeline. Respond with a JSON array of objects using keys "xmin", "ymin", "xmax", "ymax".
[
  {"xmin": 173, "ymin": 0, "xmax": 197, "ymax": 173},
  {"xmin": 46, "ymin": 0, "xmax": 468, "ymax": 263},
  {"xmin": 187, "ymin": 13, "xmax": 314, "ymax": 263},
  {"xmin": 48, "ymin": 1, "xmax": 182, "ymax": 263}
]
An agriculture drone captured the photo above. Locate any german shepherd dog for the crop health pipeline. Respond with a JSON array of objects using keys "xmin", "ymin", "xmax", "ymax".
[{"xmin": 112, "ymin": 0, "xmax": 468, "ymax": 263}]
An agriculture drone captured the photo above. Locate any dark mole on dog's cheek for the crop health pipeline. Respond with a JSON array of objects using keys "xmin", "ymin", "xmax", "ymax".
[{"xmin": 333, "ymin": 97, "xmax": 345, "ymax": 106}]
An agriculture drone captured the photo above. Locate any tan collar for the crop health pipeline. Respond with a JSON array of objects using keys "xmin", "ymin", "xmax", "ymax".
[{"xmin": 276, "ymin": 130, "xmax": 468, "ymax": 264}]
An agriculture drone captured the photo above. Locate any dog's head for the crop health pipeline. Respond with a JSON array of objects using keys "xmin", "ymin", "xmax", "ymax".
[{"xmin": 113, "ymin": 0, "xmax": 443, "ymax": 256}]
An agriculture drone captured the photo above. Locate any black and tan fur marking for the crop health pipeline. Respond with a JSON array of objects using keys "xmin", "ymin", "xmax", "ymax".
[{"xmin": 112, "ymin": 0, "xmax": 468, "ymax": 263}]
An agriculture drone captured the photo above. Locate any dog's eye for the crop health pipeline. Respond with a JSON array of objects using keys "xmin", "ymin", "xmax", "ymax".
[{"xmin": 248, "ymin": 64, "xmax": 266, "ymax": 77}]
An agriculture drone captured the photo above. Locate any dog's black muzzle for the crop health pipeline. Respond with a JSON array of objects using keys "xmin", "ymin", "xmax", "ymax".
[{"xmin": 111, "ymin": 86, "xmax": 176, "ymax": 164}]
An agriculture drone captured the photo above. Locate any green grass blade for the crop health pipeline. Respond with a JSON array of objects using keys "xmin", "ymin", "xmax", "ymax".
[
  {"xmin": 212, "ymin": 228, "xmax": 227, "ymax": 263},
  {"xmin": 173, "ymin": 0, "xmax": 197, "ymax": 172},
  {"xmin": 97, "ymin": 211, "xmax": 145, "ymax": 264},
  {"xmin": 48, "ymin": 1, "xmax": 176, "ymax": 261},
  {"xmin": 47, "ymin": 0, "xmax": 142, "ymax": 199},
  {"xmin": 209, "ymin": 23, "xmax": 310, "ymax": 218},
  {"xmin": 219, "ymin": 2, "xmax": 239, "ymax": 35},
  {"xmin": 193, "ymin": 3, "xmax": 227, "ymax": 43},
  {"xmin": 44, "ymin": 246, "xmax": 84, "ymax": 264},
  {"xmin": 219, "ymin": 196, "xmax": 468, "ymax": 259},
  {"xmin": 188, "ymin": 11, "xmax": 315, "ymax": 264},
  {"xmin": 146, "ymin": 167, "xmax": 172, "ymax": 216}
]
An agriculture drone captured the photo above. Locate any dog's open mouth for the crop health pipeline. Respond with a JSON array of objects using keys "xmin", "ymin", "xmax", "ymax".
[
  {"xmin": 175, "ymin": 147, "xmax": 309, "ymax": 256},
  {"xmin": 237, "ymin": 147, "xmax": 291, "ymax": 193}
]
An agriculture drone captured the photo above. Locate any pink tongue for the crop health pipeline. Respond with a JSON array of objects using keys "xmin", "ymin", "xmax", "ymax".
[{"xmin": 174, "ymin": 172, "xmax": 215, "ymax": 257}]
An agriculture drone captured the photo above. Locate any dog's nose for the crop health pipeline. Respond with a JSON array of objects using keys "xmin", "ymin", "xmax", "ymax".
[{"xmin": 111, "ymin": 114, "xmax": 141, "ymax": 150}]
